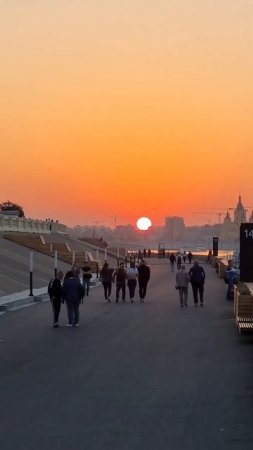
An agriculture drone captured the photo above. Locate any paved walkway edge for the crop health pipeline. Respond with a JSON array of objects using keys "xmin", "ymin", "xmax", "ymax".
[{"xmin": 0, "ymin": 278, "xmax": 101, "ymax": 312}]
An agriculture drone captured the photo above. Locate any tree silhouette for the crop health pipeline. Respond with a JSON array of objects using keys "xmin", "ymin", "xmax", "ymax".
[{"xmin": 0, "ymin": 200, "xmax": 25, "ymax": 217}]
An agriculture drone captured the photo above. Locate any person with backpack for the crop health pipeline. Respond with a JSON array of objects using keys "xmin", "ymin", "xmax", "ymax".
[
  {"xmin": 112, "ymin": 262, "xmax": 128, "ymax": 303},
  {"xmin": 189, "ymin": 260, "xmax": 206, "ymax": 306},
  {"xmin": 48, "ymin": 270, "xmax": 64, "ymax": 327}
]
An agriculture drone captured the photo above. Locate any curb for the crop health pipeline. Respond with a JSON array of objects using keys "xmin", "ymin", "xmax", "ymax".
[{"xmin": 0, "ymin": 279, "xmax": 102, "ymax": 313}]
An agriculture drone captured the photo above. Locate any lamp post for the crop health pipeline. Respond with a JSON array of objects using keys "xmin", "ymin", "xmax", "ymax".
[
  {"xmin": 96, "ymin": 248, "xmax": 99, "ymax": 278},
  {"xmin": 54, "ymin": 250, "xmax": 58, "ymax": 277},
  {"xmin": 29, "ymin": 250, "xmax": 33, "ymax": 296}
]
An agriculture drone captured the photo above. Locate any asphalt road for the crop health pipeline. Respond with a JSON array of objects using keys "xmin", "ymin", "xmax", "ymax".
[{"xmin": 1, "ymin": 261, "xmax": 253, "ymax": 450}]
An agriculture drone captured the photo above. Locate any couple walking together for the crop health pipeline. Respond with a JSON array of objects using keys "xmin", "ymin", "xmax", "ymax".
[
  {"xmin": 175, "ymin": 261, "xmax": 205, "ymax": 307},
  {"xmin": 48, "ymin": 270, "xmax": 84, "ymax": 327}
]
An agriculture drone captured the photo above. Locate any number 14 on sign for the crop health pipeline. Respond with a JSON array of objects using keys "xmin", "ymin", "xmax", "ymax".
[{"xmin": 244, "ymin": 229, "xmax": 253, "ymax": 238}]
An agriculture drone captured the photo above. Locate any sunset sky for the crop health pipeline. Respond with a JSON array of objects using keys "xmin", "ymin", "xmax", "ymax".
[{"xmin": 1, "ymin": 0, "xmax": 253, "ymax": 228}]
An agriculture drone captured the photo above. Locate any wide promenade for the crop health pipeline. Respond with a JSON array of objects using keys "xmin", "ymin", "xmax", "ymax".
[{"xmin": 1, "ymin": 260, "xmax": 253, "ymax": 450}]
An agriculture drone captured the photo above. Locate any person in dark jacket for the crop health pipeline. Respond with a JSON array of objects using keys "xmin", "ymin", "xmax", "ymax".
[
  {"xmin": 187, "ymin": 251, "xmax": 193, "ymax": 264},
  {"xmin": 62, "ymin": 271, "xmax": 84, "ymax": 327},
  {"xmin": 48, "ymin": 270, "xmax": 64, "ymax": 327},
  {"xmin": 169, "ymin": 253, "xmax": 176, "ymax": 272},
  {"xmin": 137, "ymin": 260, "xmax": 151, "ymax": 301},
  {"xmin": 100, "ymin": 262, "xmax": 115, "ymax": 302},
  {"xmin": 189, "ymin": 260, "xmax": 205, "ymax": 306},
  {"xmin": 112, "ymin": 262, "xmax": 128, "ymax": 303},
  {"xmin": 82, "ymin": 262, "xmax": 92, "ymax": 296}
]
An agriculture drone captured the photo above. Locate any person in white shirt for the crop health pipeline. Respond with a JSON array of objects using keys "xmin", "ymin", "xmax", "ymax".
[{"xmin": 127, "ymin": 261, "xmax": 139, "ymax": 302}]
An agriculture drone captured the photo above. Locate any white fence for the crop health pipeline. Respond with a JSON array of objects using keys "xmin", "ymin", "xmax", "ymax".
[{"xmin": 0, "ymin": 216, "xmax": 67, "ymax": 234}]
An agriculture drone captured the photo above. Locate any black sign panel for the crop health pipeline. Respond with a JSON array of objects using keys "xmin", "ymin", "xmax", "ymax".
[
  {"xmin": 240, "ymin": 223, "xmax": 253, "ymax": 282},
  {"xmin": 213, "ymin": 237, "xmax": 219, "ymax": 257}
]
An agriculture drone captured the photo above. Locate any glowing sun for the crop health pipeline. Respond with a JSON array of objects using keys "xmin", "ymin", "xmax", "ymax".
[{"xmin": 136, "ymin": 217, "xmax": 152, "ymax": 231}]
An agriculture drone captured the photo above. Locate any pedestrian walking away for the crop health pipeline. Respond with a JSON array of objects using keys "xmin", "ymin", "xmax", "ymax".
[
  {"xmin": 127, "ymin": 261, "xmax": 138, "ymax": 302},
  {"xmin": 113, "ymin": 262, "xmax": 128, "ymax": 302},
  {"xmin": 137, "ymin": 260, "xmax": 151, "ymax": 302},
  {"xmin": 100, "ymin": 262, "xmax": 115, "ymax": 302},
  {"xmin": 71, "ymin": 262, "xmax": 81, "ymax": 279},
  {"xmin": 48, "ymin": 270, "xmax": 64, "ymax": 327},
  {"xmin": 175, "ymin": 265, "xmax": 189, "ymax": 307},
  {"xmin": 189, "ymin": 260, "xmax": 205, "ymax": 306},
  {"xmin": 169, "ymin": 253, "xmax": 176, "ymax": 272},
  {"xmin": 82, "ymin": 262, "xmax": 92, "ymax": 296},
  {"xmin": 62, "ymin": 271, "xmax": 85, "ymax": 326},
  {"xmin": 176, "ymin": 252, "xmax": 182, "ymax": 270},
  {"xmin": 187, "ymin": 251, "xmax": 193, "ymax": 264}
]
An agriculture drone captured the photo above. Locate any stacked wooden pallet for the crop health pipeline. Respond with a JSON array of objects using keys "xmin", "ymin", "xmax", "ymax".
[{"xmin": 234, "ymin": 284, "xmax": 253, "ymax": 334}]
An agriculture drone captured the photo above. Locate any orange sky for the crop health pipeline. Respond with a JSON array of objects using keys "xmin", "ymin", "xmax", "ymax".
[{"xmin": 1, "ymin": 0, "xmax": 253, "ymax": 228}]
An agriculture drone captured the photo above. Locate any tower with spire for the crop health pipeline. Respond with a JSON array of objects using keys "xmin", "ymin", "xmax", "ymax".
[
  {"xmin": 223, "ymin": 210, "xmax": 232, "ymax": 224},
  {"xmin": 234, "ymin": 195, "xmax": 247, "ymax": 225}
]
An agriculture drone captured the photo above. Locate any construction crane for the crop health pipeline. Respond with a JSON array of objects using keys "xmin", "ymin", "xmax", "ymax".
[
  {"xmin": 212, "ymin": 206, "xmax": 253, "ymax": 221},
  {"xmin": 194, "ymin": 211, "xmax": 227, "ymax": 225}
]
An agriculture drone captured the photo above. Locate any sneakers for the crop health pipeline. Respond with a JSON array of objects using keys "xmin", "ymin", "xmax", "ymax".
[
  {"xmin": 107, "ymin": 296, "xmax": 111, "ymax": 302},
  {"xmin": 66, "ymin": 323, "xmax": 72, "ymax": 327},
  {"xmin": 53, "ymin": 322, "xmax": 59, "ymax": 328},
  {"xmin": 200, "ymin": 302, "xmax": 204, "ymax": 307},
  {"xmin": 73, "ymin": 324, "xmax": 79, "ymax": 327}
]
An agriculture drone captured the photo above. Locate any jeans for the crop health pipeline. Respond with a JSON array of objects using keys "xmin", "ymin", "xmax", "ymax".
[
  {"xmin": 116, "ymin": 282, "xmax": 126, "ymax": 301},
  {"xmin": 66, "ymin": 300, "xmax": 80, "ymax": 325},
  {"xmin": 127, "ymin": 279, "xmax": 137, "ymax": 299},
  {"xmin": 191, "ymin": 283, "xmax": 204, "ymax": 304},
  {"xmin": 83, "ymin": 278, "xmax": 91, "ymax": 295},
  {"xmin": 178, "ymin": 287, "xmax": 188, "ymax": 306},
  {"xmin": 102, "ymin": 281, "xmax": 112, "ymax": 299},
  {"xmin": 51, "ymin": 297, "xmax": 62, "ymax": 323},
  {"xmin": 139, "ymin": 281, "xmax": 148, "ymax": 299},
  {"xmin": 226, "ymin": 282, "xmax": 234, "ymax": 300}
]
